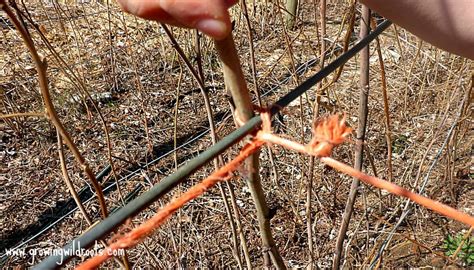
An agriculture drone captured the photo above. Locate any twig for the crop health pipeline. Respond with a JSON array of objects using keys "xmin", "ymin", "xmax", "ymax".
[
  {"xmin": 173, "ymin": 65, "xmax": 184, "ymax": 170},
  {"xmin": 402, "ymin": 39, "xmax": 423, "ymax": 117},
  {"xmin": 0, "ymin": 112, "xmax": 45, "ymax": 119},
  {"xmin": 370, "ymin": 16, "xmax": 392, "ymax": 212},
  {"xmin": 306, "ymin": 0, "xmax": 328, "ymax": 264},
  {"xmin": 57, "ymin": 129, "xmax": 127, "ymax": 268},
  {"xmin": 373, "ymin": 19, "xmax": 393, "ymax": 183},
  {"xmin": 331, "ymin": 1, "xmax": 356, "ymax": 85},
  {"xmin": 161, "ymin": 24, "xmax": 219, "ymax": 164},
  {"xmin": 57, "ymin": 129, "xmax": 93, "ymax": 225},
  {"xmin": 105, "ymin": 0, "xmax": 127, "ymax": 209},
  {"xmin": 333, "ymin": 5, "xmax": 371, "ymax": 269},
  {"xmin": 240, "ymin": 0, "xmax": 261, "ymax": 106},
  {"xmin": 451, "ymin": 227, "xmax": 473, "ymax": 260},
  {"xmin": 161, "ymin": 24, "xmax": 244, "ymax": 268},
  {"xmin": 275, "ymin": 2, "xmax": 305, "ymax": 224}
]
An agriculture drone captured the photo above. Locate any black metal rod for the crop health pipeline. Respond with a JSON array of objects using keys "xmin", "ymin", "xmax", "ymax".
[{"xmin": 35, "ymin": 20, "xmax": 391, "ymax": 270}]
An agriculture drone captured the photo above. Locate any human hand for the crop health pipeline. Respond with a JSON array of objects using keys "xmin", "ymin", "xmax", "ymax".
[{"xmin": 116, "ymin": 0, "xmax": 237, "ymax": 40}]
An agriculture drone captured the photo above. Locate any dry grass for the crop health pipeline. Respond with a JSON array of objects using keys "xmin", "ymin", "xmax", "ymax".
[{"xmin": 1, "ymin": 0, "xmax": 472, "ymax": 268}]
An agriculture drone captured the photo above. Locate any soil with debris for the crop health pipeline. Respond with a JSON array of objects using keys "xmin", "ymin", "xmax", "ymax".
[{"xmin": 1, "ymin": 1, "xmax": 472, "ymax": 269}]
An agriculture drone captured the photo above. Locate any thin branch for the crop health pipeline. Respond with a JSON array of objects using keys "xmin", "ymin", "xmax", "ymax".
[
  {"xmin": 161, "ymin": 24, "xmax": 245, "ymax": 268},
  {"xmin": 333, "ymin": 5, "xmax": 371, "ymax": 269},
  {"xmin": 3, "ymin": 1, "xmax": 108, "ymax": 218},
  {"xmin": 57, "ymin": 129, "xmax": 93, "ymax": 225},
  {"xmin": 306, "ymin": 0, "xmax": 328, "ymax": 264},
  {"xmin": 16, "ymin": 6, "xmax": 124, "ymax": 210},
  {"xmin": 0, "ymin": 112, "xmax": 45, "ymax": 119},
  {"xmin": 104, "ymin": 0, "xmax": 127, "ymax": 210},
  {"xmin": 451, "ymin": 227, "xmax": 473, "ymax": 260},
  {"xmin": 57, "ymin": 120, "xmax": 127, "ymax": 269},
  {"xmin": 373, "ymin": 19, "xmax": 393, "ymax": 184}
]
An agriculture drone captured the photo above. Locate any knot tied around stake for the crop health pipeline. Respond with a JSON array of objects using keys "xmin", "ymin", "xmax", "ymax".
[{"xmin": 255, "ymin": 111, "xmax": 352, "ymax": 158}]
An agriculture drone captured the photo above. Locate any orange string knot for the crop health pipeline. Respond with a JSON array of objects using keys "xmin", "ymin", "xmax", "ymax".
[
  {"xmin": 306, "ymin": 113, "xmax": 352, "ymax": 157},
  {"xmin": 234, "ymin": 105, "xmax": 274, "ymax": 138},
  {"xmin": 258, "ymin": 109, "xmax": 273, "ymax": 135}
]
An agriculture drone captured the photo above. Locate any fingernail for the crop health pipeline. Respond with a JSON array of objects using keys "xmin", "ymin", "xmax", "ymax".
[{"xmin": 196, "ymin": 19, "xmax": 228, "ymax": 39}]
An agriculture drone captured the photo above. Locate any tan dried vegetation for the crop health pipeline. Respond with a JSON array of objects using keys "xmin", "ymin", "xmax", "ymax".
[{"xmin": 0, "ymin": 0, "xmax": 472, "ymax": 268}]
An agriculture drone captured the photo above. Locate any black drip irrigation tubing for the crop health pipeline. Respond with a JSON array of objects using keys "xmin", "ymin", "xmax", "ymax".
[
  {"xmin": 1, "ymin": 38, "xmax": 325, "ymax": 262},
  {"xmin": 0, "ymin": 46, "xmax": 322, "ymax": 262},
  {"xmin": 0, "ymin": 114, "xmax": 222, "ymax": 255},
  {"xmin": 0, "ymin": 115, "xmax": 224, "ymax": 264},
  {"xmin": 34, "ymin": 20, "xmax": 391, "ymax": 269}
]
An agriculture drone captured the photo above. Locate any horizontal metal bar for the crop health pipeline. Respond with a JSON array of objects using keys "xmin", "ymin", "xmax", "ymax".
[{"xmin": 35, "ymin": 20, "xmax": 391, "ymax": 270}]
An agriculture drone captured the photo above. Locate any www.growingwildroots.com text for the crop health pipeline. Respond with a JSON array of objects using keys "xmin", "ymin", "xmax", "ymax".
[{"xmin": 4, "ymin": 241, "xmax": 125, "ymax": 266}]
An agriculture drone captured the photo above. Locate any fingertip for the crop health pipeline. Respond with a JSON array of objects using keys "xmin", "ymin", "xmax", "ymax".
[
  {"xmin": 225, "ymin": 0, "xmax": 239, "ymax": 8},
  {"xmin": 196, "ymin": 19, "xmax": 231, "ymax": 40},
  {"xmin": 117, "ymin": 0, "xmax": 173, "ymax": 22},
  {"xmin": 116, "ymin": 0, "xmax": 135, "ymax": 14}
]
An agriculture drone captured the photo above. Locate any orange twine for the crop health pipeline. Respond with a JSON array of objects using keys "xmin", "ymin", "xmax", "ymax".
[
  {"xmin": 259, "ymin": 113, "xmax": 474, "ymax": 227},
  {"xmin": 307, "ymin": 113, "xmax": 352, "ymax": 157},
  {"xmin": 76, "ymin": 112, "xmax": 474, "ymax": 269},
  {"xmin": 76, "ymin": 136, "xmax": 265, "ymax": 269}
]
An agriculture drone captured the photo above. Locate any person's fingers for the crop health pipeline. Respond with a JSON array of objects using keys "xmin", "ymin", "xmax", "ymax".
[
  {"xmin": 116, "ymin": 0, "xmax": 237, "ymax": 39},
  {"xmin": 159, "ymin": 0, "xmax": 234, "ymax": 39},
  {"xmin": 116, "ymin": 0, "xmax": 175, "ymax": 24},
  {"xmin": 224, "ymin": 0, "xmax": 239, "ymax": 7}
]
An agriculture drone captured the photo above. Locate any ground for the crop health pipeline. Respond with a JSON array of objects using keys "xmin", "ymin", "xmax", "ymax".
[{"xmin": 0, "ymin": 0, "xmax": 473, "ymax": 268}]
